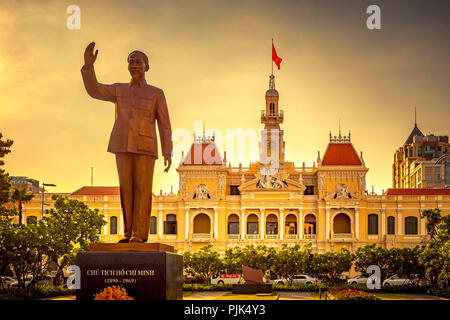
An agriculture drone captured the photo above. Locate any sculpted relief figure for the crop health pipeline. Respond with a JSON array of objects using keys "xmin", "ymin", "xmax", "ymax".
[{"xmin": 81, "ymin": 42, "xmax": 173, "ymax": 243}]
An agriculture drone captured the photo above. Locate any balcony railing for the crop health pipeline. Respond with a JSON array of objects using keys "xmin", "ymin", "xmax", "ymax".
[
  {"xmin": 333, "ymin": 233, "xmax": 352, "ymax": 239},
  {"xmin": 261, "ymin": 110, "xmax": 284, "ymax": 118},
  {"xmin": 303, "ymin": 234, "xmax": 316, "ymax": 240},
  {"xmin": 227, "ymin": 234, "xmax": 240, "ymax": 240},
  {"xmin": 246, "ymin": 234, "xmax": 259, "ymax": 240},
  {"xmin": 285, "ymin": 234, "xmax": 297, "ymax": 240},
  {"xmin": 266, "ymin": 234, "xmax": 278, "ymax": 240},
  {"xmin": 191, "ymin": 233, "xmax": 211, "ymax": 239}
]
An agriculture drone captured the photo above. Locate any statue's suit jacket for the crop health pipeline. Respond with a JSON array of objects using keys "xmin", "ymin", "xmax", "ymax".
[{"xmin": 81, "ymin": 65, "xmax": 173, "ymax": 159}]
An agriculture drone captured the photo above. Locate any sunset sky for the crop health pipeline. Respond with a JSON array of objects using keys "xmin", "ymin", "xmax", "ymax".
[{"xmin": 0, "ymin": 0, "xmax": 449, "ymax": 194}]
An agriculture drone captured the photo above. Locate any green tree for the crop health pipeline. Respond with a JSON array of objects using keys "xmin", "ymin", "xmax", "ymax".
[
  {"xmin": 42, "ymin": 195, "xmax": 106, "ymax": 284},
  {"xmin": 0, "ymin": 133, "xmax": 14, "ymax": 206},
  {"xmin": 386, "ymin": 246, "xmax": 425, "ymax": 285},
  {"xmin": 271, "ymin": 243, "xmax": 312, "ymax": 284},
  {"xmin": 0, "ymin": 217, "xmax": 48, "ymax": 289},
  {"xmin": 223, "ymin": 244, "xmax": 276, "ymax": 275},
  {"xmin": 312, "ymin": 248, "xmax": 354, "ymax": 284},
  {"xmin": 11, "ymin": 187, "xmax": 34, "ymax": 225},
  {"xmin": 354, "ymin": 244, "xmax": 390, "ymax": 281},
  {"xmin": 183, "ymin": 244, "xmax": 223, "ymax": 284},
  {"xmin": 419, "ymin": 208, "xmax": 450, "ymax": 292}
]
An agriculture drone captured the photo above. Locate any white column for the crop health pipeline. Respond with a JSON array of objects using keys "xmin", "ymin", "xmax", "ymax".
[
  {"xmin": 397, "ymin": 209, "xmax": 403, "ymax": 236},
  {"xmin": 326, "ymin": 208, "xmax": 330, "ymax": 239},
  {"xmin": 185, "ymin": 208, "xmax": 190, "ymax": 240},
  {"xmin": 355, "ymin": 208, "xmax": 359, "ymax": 240},
  {"xmin": 279, "ymin": 209, "xmax": 284, "ymax": 240},
  {"xmin": 241, "ymin": 208, "xmax": 245, "ymax": 239},
  {"xmin": 158, "ymin": 209, "xmax": 163, "ymax": 238},
  {"xmin": 260, "ymin": 209, "xmax": 265, "ymax": 239},
  {"xmin": 103, "ymin": 212, "xmax": 109, "ymax": 235},
  {"xmin": 214, "ymin": 208, "xmax": 218, "ymax": 240},
  {"xmin": 298, "ymin": 210, "xmax": 303, "ymax": 239},
  {"xmin": 381, "ymin": 209, "xmax": 386, "ymax": 238},
  {"xmin": 420, "ymin": 205, "xmax": 425, "ymax": 236}
]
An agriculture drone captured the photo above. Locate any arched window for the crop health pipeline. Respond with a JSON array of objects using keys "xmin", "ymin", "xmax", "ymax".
[
  {"xmin": 227, "ymin": 214, "xmax": 240, "ymax": 234},
  {"xmin": 387, "ymin": 216, "xmax": 395, "ymax": 235},
  {"xmin": 368, "ymin": 214, "xmax": 378, "ymax": 235},
  {"xmin": 26, "ymin": 216, "xmax": 37, "ymax": 225},
  {"xmin": 149, "ymin": 216, "xmax": 157, "ymax": 234},
  {"xmin": 304, "ymin": 214, "xmax": 316, "ymax": 234},
  {"xmin": 265, "ymin": 214, "xmax": 278, "ymax": 235},
  {"xmin": 164, "ymin": 214, "xmax": 177, "ymax": 234},
  {"xmin": 405, "ymin": 216, "xmax": 418, "ymax": 235},
  {"xmin": 269, "ymin": 103, "xmax": 275, "ymax": 115},
  {"xmin": 109, "ymin": 216, "xmax": 117, "ymax": 235},
  {"xmin": 285, "ymin": 214, "xmax": 297, "ymax": 235},
  {"xmin": 247, "ymin": 214, "xmax": 259, "ymax": 235}
]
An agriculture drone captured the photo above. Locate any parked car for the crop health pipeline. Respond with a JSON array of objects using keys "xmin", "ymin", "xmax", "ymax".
[
  {"xmin": 0, "ymin": 276, "xmax": 16, "ymax": 289},
  {"xmin": 346, "ymin": 273, "xmax": 371, "ymax": 285},
  {"xmin": 10, "ymin": 275, "xmax": 53, "ymax": 288},
  {"xmin": 383, "ymin": 275, "xmax": 428, "ymax": 287},
  {"xmin": 210, "ymin": 274, "xmax": 243, "ymax": 285},
  {"xmin": 273, "ymin": 274, "xmax": 320, "ymax": 285}
]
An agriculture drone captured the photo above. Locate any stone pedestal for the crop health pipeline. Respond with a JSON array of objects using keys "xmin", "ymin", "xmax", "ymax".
[{"xmin": 76, "ymin": 243, "xmax": 183, "ymax": 300}]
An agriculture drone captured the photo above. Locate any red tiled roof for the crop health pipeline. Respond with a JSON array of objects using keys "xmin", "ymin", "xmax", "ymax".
[
  {"xmin": 321, "ymin": 143, "xmax": 362, "ymax": 166},
  {"xmin": 182, "ymin": 142, "xmax": 223, "ymax": 166},
  {"xmin": 386, "ymin": 188, "xmax": 450, "ymax": 195},
  {"xmin": 70, "ymin": 186, "xmax": 120, "ymax": 196}
]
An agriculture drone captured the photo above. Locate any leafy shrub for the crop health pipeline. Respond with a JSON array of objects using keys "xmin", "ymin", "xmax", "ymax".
[{"xmin": 93, "ymin": 286, "xmax": 134, "ymax": 300}]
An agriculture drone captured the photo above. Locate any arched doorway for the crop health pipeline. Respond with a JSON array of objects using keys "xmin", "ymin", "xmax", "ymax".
[
  {"xmin": 285, "ymin": 214, "xmax": 297, "ymax": 235},
  {"xmin": 304, "ymin": 214, "xmax": 316, "ymax": 235},
  {"xmin": 193, "ymin": 213, "xmax": 211, "ymax": 234},
  {"xmin": 266, "ymin": 214, "xmax": 278, "ymax": 235},
  {"xmin": 333, "ymin": 213, "xmax": 351, "ymax": 234},
  {"xmin": 227, "ymin": 214, "xmax": 240, "ymax": 235}
]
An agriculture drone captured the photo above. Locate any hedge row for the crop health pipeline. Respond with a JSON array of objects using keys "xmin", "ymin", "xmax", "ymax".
[
  {"xmin": 0, "ymin": 285, "xmax": 75, "ymax": 300},
  {"xmin": 182, "ymin": 283, "xmax": 432, "ymax": 294}
]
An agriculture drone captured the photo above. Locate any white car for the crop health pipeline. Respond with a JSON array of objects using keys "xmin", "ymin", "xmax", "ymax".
[
  {"xmin": 210, "ymin": 274, "xmax": 243, "ymax": 285},
  {"xmin": 383, "ymin": 275, "xmax": 428, "ymax": 287},
  {"xmin": 0, "ymin": 276, "xmax": 16, "ymax": 289},
  {"xmin": 346, "ymin": 274, "xmax": 371, "ymax": 285},
  {"xmin": 274, "ymin": 274, "xmax": 320, "ymax": 285}
]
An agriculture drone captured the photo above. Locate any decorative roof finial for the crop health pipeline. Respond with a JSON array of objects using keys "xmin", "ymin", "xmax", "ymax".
[
  {"xmin": 269, "ymin": 74, "xmax": 275, "ymax": 90},
  {"xmin": 414, "ymin": 107, "xmax": 417, "ymax": 128}
]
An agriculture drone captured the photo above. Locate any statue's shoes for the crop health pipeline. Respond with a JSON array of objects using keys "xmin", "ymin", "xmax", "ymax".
[
  {"xmin": 130, "ymin": 236, "xmax": 145, "ymax": 243},
  {"xmin": 118, "ymin": 237, "xmax": 130, "ymax": 243}
]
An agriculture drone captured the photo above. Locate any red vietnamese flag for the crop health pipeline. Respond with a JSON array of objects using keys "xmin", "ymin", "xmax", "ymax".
[{"xmin": 272, "ymin": 43, "xmax": 282, "ymax": 70}]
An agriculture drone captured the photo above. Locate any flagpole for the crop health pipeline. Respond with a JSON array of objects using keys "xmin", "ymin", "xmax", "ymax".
[{"xmin": 271, "ymin": 38, "xmax": 274, "ymax": 75}]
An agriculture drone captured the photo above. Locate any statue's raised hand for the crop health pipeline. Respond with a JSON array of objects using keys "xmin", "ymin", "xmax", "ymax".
[{"xmin": 84, "ymin": 42, "xmax": 98, "ymax": 66}]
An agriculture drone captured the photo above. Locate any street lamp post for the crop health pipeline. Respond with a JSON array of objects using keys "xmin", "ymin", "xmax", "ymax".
[{"xmin": 41, "ymin": 182, "xmax": 56, "ymax": 219}]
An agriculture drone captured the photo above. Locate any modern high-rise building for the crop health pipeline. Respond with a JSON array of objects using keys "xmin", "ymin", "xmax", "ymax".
[{"xmin": 392, "ymin": 119, "xmax": 450, "ymax": 189}]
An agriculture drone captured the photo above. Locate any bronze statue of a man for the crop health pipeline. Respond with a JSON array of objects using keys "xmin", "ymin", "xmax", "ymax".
[{"xmin": 81, "ymin": 42, "xmax": 173, "ymax": 243}]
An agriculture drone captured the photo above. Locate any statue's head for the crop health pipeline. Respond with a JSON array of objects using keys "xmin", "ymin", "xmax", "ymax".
[{"xmin": 127, "ymin": 50, "xmax": 149, "ymax": 79}]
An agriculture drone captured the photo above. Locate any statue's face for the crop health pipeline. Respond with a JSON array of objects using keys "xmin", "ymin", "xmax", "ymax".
[{"xmin": 128, "ymin": 52, "xmax": 147, "ymax": 79}]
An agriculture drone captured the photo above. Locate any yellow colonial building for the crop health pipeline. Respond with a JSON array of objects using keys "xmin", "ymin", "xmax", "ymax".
[{"xmin": 19, "ymin": 74, "xmax": 450, "ymax": 254}]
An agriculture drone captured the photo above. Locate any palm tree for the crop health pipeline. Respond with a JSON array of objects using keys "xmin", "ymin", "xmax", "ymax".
[{"xmin": 12, "ymin": 187, "xmax": 34, "ymax": 225}]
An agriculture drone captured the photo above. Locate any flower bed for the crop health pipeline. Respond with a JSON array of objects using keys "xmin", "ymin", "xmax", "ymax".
[
  {"xmin": 327, "ymin": 287, "xmax": 379, "ymax": 300},
  {"xmin": 93, "ymin": 286, "xmax": 134, "ymax": 300}
]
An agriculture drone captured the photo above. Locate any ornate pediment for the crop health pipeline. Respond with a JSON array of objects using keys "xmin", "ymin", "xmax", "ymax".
[
  {"xmin": 325, "ymin": 183, "xmax": 360, "ymax": 201},
  {"xmin": 238, "ymin": 176, "xmax": 306, "ymax": 193}
]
